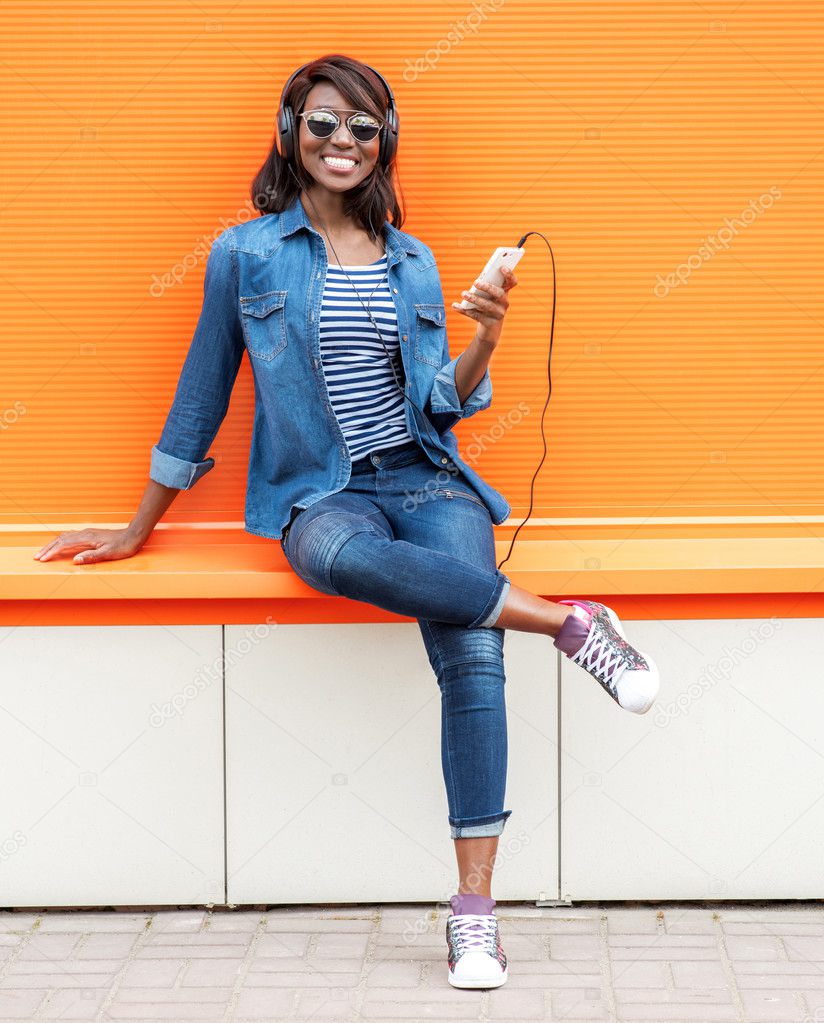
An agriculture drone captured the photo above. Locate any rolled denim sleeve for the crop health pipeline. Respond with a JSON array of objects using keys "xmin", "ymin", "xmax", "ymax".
[
  {"xmin": 150, "ymin": 232, "xmax": 245, "ymax": 490},
  {"xmin": 428, "ymin": 356, "xmax": 493, "ymax": 418}
]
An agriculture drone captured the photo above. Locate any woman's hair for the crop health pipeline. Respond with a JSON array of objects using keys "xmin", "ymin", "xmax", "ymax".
[{"xmin": 251, "ymin": 54, "xmax": 406, "ymax": 239}]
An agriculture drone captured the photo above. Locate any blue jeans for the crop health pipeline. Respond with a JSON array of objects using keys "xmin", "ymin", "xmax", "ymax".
[{"xmin": 280, "ymin": 439, "xmax": 513, "ymax": 839}]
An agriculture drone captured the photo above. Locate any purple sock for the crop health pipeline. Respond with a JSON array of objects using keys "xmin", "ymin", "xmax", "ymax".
[
  {"xmin": 450, "ymin": 893, "xmax": 496, "ymax": 916},
  {"xmin": 553, "ymin": 607, "xmax": 592, "ymax": 656}
]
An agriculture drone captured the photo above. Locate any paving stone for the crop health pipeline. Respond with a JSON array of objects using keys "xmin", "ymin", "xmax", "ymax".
[
  {"xmin": 146, "ymin": 930, "xmax": 251, "ymax": 946},
  {"xmin": 181, "ymin": 957, "xmax": 244, "ymax": 987},
  {"xmin": 360, "ymin": 989, "xmax": 481, "ymax": 1018},
  {"xmin": 616, "ymin": 988, "xmax": 734, "ymax": 1006},
  {"xmin": 486, "ymin": 986, "xmax": 547, "ymax": 1018},
  {"xmin": 364, "ymin": 959, "xmax": 421, "ymax": 986},
  {"xmin": 0, "ymin": 914, "xmax": 39, "ymax": 933},
  {"xmin": 719, "ymin": 910, "xmax": 824, "ymax": 923},
  {"xmin": 610, "ymin": 959, "xmax": 669, "ymax": 988},
  {"xmin": 113, "ymin": 986, "xmax": 233, "ymax": 1003},
  {"xmin": 739, "ymin": 989, "xmax": 807, "ymax": 1020},
  {"xmin": 75, "ymin": 932, "xmax": 140, "ymax": 958},
  {"xmin": 605, "ymin": 911, "xmax": 660, "ymax": 934},
  {"xmin": 723, "ymin": 921, "xmax": 824, "ymax": 935},
  {"xmin": 612, "ymin": 1001, "xmax": 738, "ymax": 1020},
  {"xmin": 312, "ymin": 932, "xmax": 371, "ymax": 958},
  {"xmin": 205, "ymin": 911, "xmax": 263, "ymax": 932},
  {"xmin": 725, "ymin": 934, "xmax": 784, "ymax": 960},
  {"xmin": 611, "ymin": 945, "xmax": 719, "ymax": 961},
  {"xmin": 292, "ymin": 988, "xmax": 360, "ymax": 1020},
  {"xmin": 548, "ymin": 934, "xmax": 602, "ymax": 958},
  {"xmin": 17, "ymin": 933, "xmax": 82, "ymax": 959},
  {"xmin": 39, "ymin": 986, "xmax": 109, "ymax": 1019},
  {"xmin": 146, "ymin": 911, "xmax": 207, "ymax": 933},
  {"xmin": 243, "ymin": 970, "xmax": 360, "ymax": 988},
  {"xmin": 665, "ymin": 911, "xmax": 719, "ymax": 935},
  {"xmin": 263, "ymin": 914, "xmax": 374, "ymax": 932},
  {"xmin": 119, "ymin": 958, "xmax": 184, "ymax": 987},
  {"xmin": 250, "ymin": 955, "xmax": 358, "ymax": 975},
  {"xmin": 249, "ymin": 932, "xmax": 310, "ymax": 957},
  {"xmin": 0, "ymin": 971, "xmax": 114, "ymax": 988},
  {"xmin": 36, "ymin": 913, "xmax": 150, "ymax": 933},
  {"xmin": 133, "ymin": 943, "xmax": 248, "ymax": 959},
  {"xmin": 671, "ymin": 960, "xmax": 730, "ymax": 988},
  {"xmin": 0, "ymin": 989, "xmax": 49, "ymax": 1016},
  {"xmin": 783, "ymin": 936, "xmax": 824, "ymax": 962},
  {"xmin": 551, "ymin": 988, "xmax": 610, "ymax": 1020},
  {"xmin": 609, "ymin": 933, "xmax": 716, "ymax": 948}
]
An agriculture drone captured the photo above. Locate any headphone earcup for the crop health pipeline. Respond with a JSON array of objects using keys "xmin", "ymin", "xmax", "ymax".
[
  {"xmin": 277, "ymin": 102, "xmax": 296, "ymax": 165},
  {"xmin": 380, "ymin": 107, "xmax": 398, "ymax": 169}
]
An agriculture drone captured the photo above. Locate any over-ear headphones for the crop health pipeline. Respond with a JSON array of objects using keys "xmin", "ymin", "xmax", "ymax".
[{"xmin": 275, "ymin": 57, "xmax": 399, "ymax": 171}]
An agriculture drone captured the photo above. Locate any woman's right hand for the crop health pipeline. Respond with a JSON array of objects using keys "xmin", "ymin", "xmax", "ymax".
[{"xmin": 34, "ymin": 528, "xmax": 145, "ymax": 564}]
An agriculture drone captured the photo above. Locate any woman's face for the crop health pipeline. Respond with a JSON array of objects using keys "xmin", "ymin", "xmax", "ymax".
[{"xmin": 297, "ymin": 82, "xmax": 382, "ymax": 193}]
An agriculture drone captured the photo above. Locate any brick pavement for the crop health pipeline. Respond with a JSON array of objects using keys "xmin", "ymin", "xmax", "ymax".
[{"xmin": 0, "ymin": 902, "xmax": 823, "ymax": 1021}]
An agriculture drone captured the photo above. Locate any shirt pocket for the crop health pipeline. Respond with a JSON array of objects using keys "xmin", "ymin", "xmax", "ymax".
[
  {"xmin": 239, "ymin": 289, "xmax": 288, "ymax": 362},
  {"xmin": 413, "ymin": 303, "xmax": 446, "ymax": 368}
]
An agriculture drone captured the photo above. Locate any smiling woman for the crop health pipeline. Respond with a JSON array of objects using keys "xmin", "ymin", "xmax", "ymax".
[{"xmin": 34, "ymin": 53, "xmax": 659, "ymax": 994}]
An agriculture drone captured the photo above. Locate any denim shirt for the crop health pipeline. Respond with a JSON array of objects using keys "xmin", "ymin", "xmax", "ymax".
[{"xmin": 149, "ymin": 195, "xmax": 512, "ymax": 540}]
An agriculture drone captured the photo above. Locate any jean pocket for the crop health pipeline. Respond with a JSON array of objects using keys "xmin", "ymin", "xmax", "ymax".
[
  {"xmin": 432, "ymin": 486, "xmax": 487, "ymax": 510},
  {"xmin": 240, "ymin": 289, "xmax": 288, "ymax": 362},
  {"xmin": 413, "ymin": 303, "xmax": 445, "ymax": 367}
]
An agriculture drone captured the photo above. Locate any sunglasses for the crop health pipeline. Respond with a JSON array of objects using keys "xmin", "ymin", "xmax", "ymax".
[{"xmin": 298, "ymin": 108, "xmax": 385, "ymax": 143}]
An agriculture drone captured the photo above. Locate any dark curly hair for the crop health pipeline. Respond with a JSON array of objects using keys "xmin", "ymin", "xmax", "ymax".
[{"xmin": 251, "ymin": 54, "xmax": 406, "ymax": 241}]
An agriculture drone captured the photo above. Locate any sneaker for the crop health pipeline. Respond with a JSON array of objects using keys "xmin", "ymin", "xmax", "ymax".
[
  {"xmin": 446, "ymin": 893, "xmax": 507, "ymax": 989},
  {"xmin": 553, "ymin": 599, "xmax": 660, "ymax": 714}
]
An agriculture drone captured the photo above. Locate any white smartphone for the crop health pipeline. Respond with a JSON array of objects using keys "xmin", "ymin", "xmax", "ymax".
[{"xmin": 457, "ymin": 246, "xmax": 525, "ymax": 309}]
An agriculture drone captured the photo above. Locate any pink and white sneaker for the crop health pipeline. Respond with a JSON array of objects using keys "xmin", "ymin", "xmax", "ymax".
[
  {"xmin": 553, "ymin": 599, "xmax": 660, "ymax": 714},
  {"xmin": 446, "ymin": 894, "xmax": 507, "ymax": 989}
]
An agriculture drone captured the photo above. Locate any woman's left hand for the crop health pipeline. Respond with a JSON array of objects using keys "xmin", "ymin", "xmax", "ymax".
[{"xmin": 450, "ymin": 265, "xmax": 519, "ymax": 347}]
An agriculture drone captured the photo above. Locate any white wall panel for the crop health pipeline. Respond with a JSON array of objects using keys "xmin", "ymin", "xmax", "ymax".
[
  {"xmin": 0, "ymin": 626, "xmax": 224, "ymax": 907},
  {"xmin": 225, "ymin": 623, "xmax": 558, "ymax": 905},
  {"xmin": 560, "ymin": 616, "xmax": 823, "ymax": 900}
]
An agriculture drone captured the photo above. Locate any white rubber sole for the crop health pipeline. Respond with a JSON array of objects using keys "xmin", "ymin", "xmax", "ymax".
[
  {"xmin": 448, "ymin": 966, "xmax": 508, "ymax": 989},
  {"xmin": 602, "ymin": 604, "xmax": 660, "ymax": 714}
]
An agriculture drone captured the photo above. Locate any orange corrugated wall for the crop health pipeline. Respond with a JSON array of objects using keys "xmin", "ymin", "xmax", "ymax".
[{"xmin": 2, "ymin": 1, "xmax": 822, "ymax": 529}]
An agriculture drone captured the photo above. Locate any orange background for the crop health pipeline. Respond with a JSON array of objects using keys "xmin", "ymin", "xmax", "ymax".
[{"xmin": 1, "ymin": 0, "xmax": 822, "ymax": 535}]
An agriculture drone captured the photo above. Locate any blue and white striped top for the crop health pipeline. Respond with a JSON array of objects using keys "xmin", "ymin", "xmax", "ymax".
[{"xmin": 319, "ymin": 255, "xmax": 415, "ymax": 461}]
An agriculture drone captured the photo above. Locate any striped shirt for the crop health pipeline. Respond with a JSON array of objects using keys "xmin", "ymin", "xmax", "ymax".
[{"xmin": 319, "ymin": 255, "xmax": 415, "ymax": 461}]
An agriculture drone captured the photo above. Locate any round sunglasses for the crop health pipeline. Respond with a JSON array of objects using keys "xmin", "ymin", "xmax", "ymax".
[{"xmin": 298, "ymin": 108, "xmax": 384, "ymax": 143}]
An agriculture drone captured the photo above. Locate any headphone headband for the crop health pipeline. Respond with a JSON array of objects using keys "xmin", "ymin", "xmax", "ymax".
[{"xmin": 275, "ymin": 58, "xmax": 398, "ymax": 170}]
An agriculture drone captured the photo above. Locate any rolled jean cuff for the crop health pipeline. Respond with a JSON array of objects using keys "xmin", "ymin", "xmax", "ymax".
[
  {"xmin": 470, "ymin": 573, "xmax": 511, "ymax": 630},
  {"xmin": 450, "ymin": 810, "xmax": 512, "ymax": 839}
]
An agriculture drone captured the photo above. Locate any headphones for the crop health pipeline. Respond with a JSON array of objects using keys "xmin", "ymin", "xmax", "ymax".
[{"xmin": 275, "ymin": 57, "xmax": 399, "ymax": 171}]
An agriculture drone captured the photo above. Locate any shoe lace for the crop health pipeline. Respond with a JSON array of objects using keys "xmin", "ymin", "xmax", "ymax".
[
  {"xmin": 572, "ymin": 617, "xmax": 626, "ymax": 695},
  {"xmin": 449, "ymin": 913, "xmax": 498, "ymax": 954}
]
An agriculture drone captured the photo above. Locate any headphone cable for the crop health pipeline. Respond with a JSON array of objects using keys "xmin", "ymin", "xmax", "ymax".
[{"xmin": 287, "ymin": 163, "xmax": 556, "ymax": 572}]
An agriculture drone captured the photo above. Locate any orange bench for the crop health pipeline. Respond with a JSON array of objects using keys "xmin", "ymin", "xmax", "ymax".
[{"xmin": 3, "ymin": 521, "xmax": 823, "ymax": 626}]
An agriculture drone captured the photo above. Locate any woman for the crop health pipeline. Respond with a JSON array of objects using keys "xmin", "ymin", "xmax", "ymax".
[{"xmin": 34, "ymin": 54, "xmax": 659, "ymax": 990}]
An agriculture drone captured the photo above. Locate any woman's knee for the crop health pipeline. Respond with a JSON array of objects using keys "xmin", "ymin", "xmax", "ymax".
[{"xmin": 289, "ymin": 507, "xmax": 391, "ymax": 596}]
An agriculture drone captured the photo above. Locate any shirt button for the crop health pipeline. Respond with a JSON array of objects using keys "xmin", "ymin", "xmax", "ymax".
[
  {"xmin": 401, "ymin": 334, "xmax": 407, "ymax": 342},
  {"xmin": 393, "ymin": 288, "xmax": 398, "ymax": 294}
]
